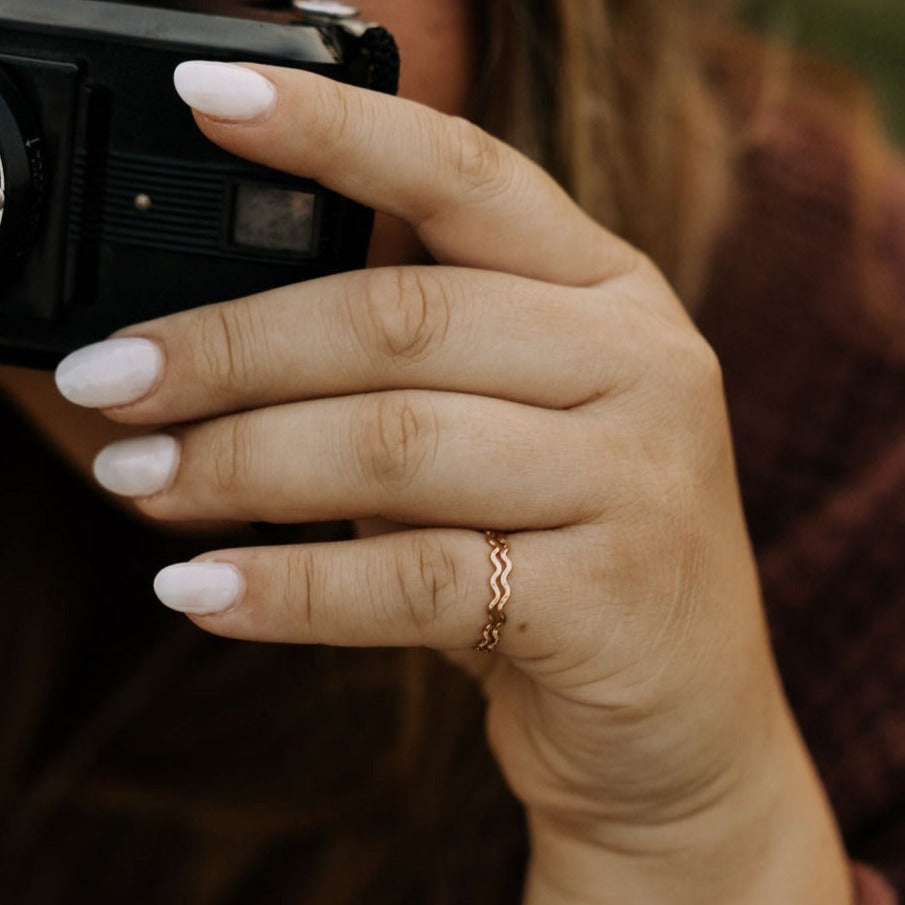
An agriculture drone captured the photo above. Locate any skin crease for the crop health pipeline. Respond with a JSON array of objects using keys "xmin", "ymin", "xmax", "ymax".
[
  {"xmin": 0, "ymin": 0, "xmax": 474, "ymax": 491},
  {"xmin": 0, "ymin": 3, "xmax": 856, "ymax": 903}
]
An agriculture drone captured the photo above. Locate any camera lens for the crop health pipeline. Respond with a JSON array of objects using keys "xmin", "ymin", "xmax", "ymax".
[{"xmin": 0, "ymin": 69, "xmax": 44, "ymax": 259}]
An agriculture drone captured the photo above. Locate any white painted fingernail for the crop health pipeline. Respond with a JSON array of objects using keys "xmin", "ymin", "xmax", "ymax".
[
  {"xmin": 93, "ymin": 435, "xmax": 180, "ymax": 497},
  {"xmin": 174, "ymin": 61, "xmax": 276, "ymax": 120},
  {"xmin": 55, "ymin": 338, "xmax": 163, "ymax": 408},
  {"xmin": 154, "ymin": 562, "xmax": 244, "ymax": 615}
]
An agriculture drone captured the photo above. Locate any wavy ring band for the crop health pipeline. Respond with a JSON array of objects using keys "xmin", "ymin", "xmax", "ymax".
[{"xmin": 475, "ymin": 530, "xmax": 512, "ymax": 653}]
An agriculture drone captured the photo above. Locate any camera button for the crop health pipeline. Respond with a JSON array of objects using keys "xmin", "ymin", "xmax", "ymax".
[{"xmin": 292, "ymin": 1, "xmax": 360, "ymax": 21}]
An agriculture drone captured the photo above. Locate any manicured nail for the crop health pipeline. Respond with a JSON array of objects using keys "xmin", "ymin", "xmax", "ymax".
[
  {"xmin": 93, "ymin": 434, "xmax": 180, "ymax": 497},
  {"xmin": 154, "ymin": 562, "xmax": 244, "ymax": 615},
  {"xmin": 174, "ymin": 61, "xmax": 276, "ymax": 120},
  {"xmin": 55, "ymin": 337, "xmax": 163, "ymax": 408}
]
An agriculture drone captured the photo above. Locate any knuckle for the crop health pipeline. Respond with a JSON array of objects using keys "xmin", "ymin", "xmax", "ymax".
[
  {"xmin": 627, "ymin": 249, "xmax": 657, "ymax": 279},
  {"xmin": 357, "ymin": 392, "xmax": 440, "ymax": 496},
  {"xmin": 606, "ymin": 250, "xmax": 668, "ymax": 301},
  {"xmin": 695, "ymin": 340, "xmax": 725, "ymax": 397},
  {"xmin": 282, "ymin": 547, "xmax": 320, "ymax": 638},
  {"xmin": 446, "ymin": 116, "xmax": 517, "ymax": 202},
  {"xmin": 394, "ymin": 534, "xmax": 460, "ymax": 632},
  {"xmin": 679, "ymin": 334, "xmax": 725, "ymax": 409},
  {"xmin": 654, "ymin": 327, "xmax": 724, "ymax": 406},
  {"xmin": 314, "ymin": 79, "xmax": 358, "ymax": 156},
  {"xmin": 210, "ymin": 414, "xmax": 258, "ymax": 494},
  {"xmin": 650, "ymin": 333, "xmax": 732, "ymax": 489},
  {"xmin": 195, "ymin": 299, "xmax": 265, "ymax": 393},
  {"xmin": 363, "ymin": 268, "xmax": 453, "ymax": 366}
]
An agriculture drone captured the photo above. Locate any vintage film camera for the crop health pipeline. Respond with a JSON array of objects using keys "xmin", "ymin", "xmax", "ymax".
[{"xmin": 0, "ymin": 0, "xmax": 399, "ymax": 367}]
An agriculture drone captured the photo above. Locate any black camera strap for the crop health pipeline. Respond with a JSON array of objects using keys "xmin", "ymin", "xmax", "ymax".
[{"xmin": 350, "ymin": 26, "xmax": 400, "ymax": 97}]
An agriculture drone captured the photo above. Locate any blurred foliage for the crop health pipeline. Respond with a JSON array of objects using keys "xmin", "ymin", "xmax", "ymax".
[{"xmin": 744, "ymin": 0, "xmax": 905, "ymax": 144}]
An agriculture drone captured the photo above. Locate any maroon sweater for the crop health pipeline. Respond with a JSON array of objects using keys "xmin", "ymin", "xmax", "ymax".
[{"xmin": 699, "ymin": 93, "xmax": 905, "ymax": 902}]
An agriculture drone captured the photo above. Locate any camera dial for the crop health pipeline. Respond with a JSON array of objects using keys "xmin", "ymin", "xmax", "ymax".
[{"xmin": 0, "ymin": 69, "xmax": 44, "ymax": 260}]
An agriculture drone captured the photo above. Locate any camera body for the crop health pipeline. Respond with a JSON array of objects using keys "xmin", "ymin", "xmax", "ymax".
[{"xmin": 0, "ymin": 0, "xmax": 398, "ymax": 367}]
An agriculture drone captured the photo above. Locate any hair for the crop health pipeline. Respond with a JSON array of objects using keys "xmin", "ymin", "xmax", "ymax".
[
  {"xmin": 472, "ymin": 0, "xmax": 890, "ymax": 323},
  {"xmin": 472, "ymin": 0, "xmax": 737, "ymax": 305}
]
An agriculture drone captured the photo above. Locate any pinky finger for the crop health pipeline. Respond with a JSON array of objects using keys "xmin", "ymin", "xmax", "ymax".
[{"xmin": 153, "ymin": 529, "xmax": 570, "ymax": 660}]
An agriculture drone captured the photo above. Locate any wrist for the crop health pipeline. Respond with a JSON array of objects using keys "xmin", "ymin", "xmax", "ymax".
[{"xmin": 522, "ymin": 704, "xmax": 853, "ymax": 905}]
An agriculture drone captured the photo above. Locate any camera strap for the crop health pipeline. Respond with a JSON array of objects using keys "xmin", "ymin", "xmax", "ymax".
[{"xmin": 355, "ymin": 26, "xmax": 400, "ymax": 96}]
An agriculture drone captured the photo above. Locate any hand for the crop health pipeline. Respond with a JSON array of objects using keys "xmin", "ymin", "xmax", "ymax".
[{"xmin": 56, "ymin": 63, "xmax": 852, "ymax": 904}]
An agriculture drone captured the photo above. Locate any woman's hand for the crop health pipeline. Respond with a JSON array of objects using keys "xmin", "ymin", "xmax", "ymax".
[{"xmin": 56, "ymin": 63, "xmax": 851, "ymax": 904}]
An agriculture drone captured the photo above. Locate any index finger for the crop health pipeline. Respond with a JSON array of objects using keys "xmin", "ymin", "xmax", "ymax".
[{"xmin": 173, "ymin": 61, "xmax": 637, "ymax": 286}]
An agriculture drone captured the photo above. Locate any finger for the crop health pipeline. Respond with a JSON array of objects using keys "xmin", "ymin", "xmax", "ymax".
[
  {"xmin": 173, "ymin": 61, "xmax": 639, "ymax": 286},
  {"xmin": 151, "ymin": 529, "xmax": 596, "ymax": 664},
  {"xmin": 90, "ymin": 266, "xmax": 635, "ymax": 425},
  {"xmin": 92, "ymin": 390, "xmax": 607, "ymax": 530}
]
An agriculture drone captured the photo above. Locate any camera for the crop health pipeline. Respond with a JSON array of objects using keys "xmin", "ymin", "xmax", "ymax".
[{"xmin": 0, "ymin": 0, "xmax": 399, "ymax": 367}]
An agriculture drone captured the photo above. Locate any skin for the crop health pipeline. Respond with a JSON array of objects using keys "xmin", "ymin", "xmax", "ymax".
[{"xmin": 0, "ymin": 2, "xmax": 853, "ymax": 902}]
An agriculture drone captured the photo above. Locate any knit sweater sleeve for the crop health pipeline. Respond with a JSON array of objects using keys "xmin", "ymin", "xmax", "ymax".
[
  {"xmin": 699, "ymin": 112, "xmax": 905, "ymax": 897},
  {"xmin": 756, "ymin": 153, "xmax": 905, "ymax": 892}
]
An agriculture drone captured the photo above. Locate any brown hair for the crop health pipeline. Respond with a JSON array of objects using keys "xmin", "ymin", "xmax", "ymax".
[{"xmin": 473, "ymin": 0, "xmax": 736, "ymax": 304}]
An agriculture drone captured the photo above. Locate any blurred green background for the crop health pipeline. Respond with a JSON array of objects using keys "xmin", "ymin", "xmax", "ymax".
[{"xmin": 744, "ymin": 0, "xmax": 905, "ymax": 144}]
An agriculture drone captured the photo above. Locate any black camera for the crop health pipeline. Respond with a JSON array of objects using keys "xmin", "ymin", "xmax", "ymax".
[{"xmin": 0, "ymin": 0, "xmax": 399, "ymax": 367}]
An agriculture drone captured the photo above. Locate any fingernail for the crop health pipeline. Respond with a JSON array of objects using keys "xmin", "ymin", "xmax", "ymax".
[
  {"xmin": 174, "ymin": 61, "xmax": 276, "ymax": 120},
  {"xmin": 93, "ymin": 435, "xmax": 180, "ymax": 497},
  {"xmin": 154, "ymin": 562, "xmax": 244, "ymax": 615},
  {"xmin": 55, "ymin": 337, "xmax": 163, "ymax": 408}
]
